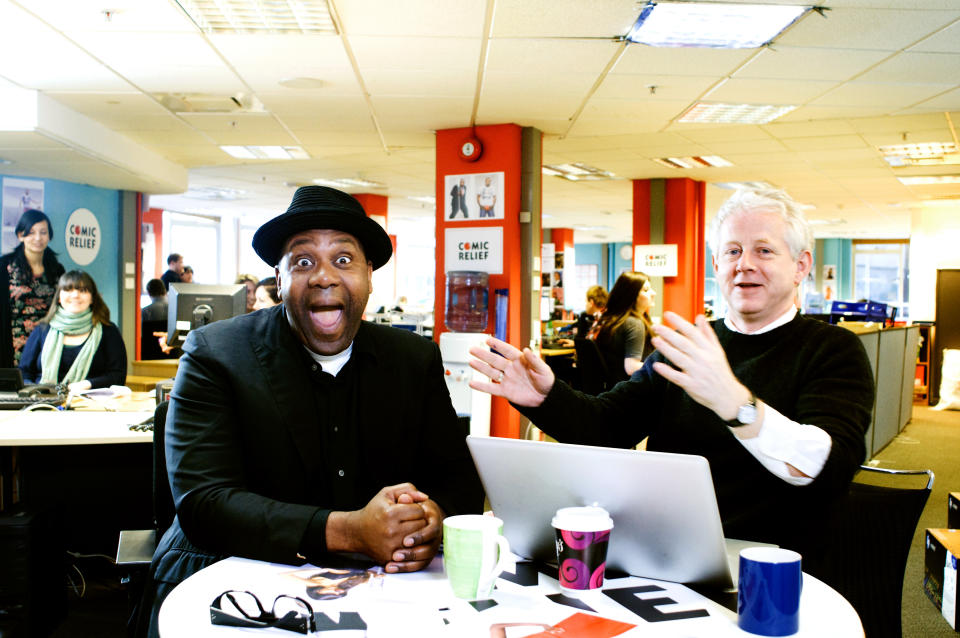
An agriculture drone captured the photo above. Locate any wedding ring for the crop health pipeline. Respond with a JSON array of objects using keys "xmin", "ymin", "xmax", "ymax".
[{"xmin": 495, "ymin": 371, "xmax": 505, "ymax": 384}]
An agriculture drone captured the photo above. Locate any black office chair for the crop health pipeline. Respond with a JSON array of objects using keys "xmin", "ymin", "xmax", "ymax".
[
  {"xmin": 116, "ymin": 401, "xmax": 172, "ymax": 629},
  {"xmin": 573, "ymin": 338, "xmax": 612, "ymax": 395},
  {"xmin": 818, "ymin": 465, "xmax": 933, "ymax": 638}
]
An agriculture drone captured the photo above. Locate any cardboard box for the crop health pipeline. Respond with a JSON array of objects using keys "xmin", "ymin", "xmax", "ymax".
[
  {"xmin": 950, "ymin": 493, "xmax": 960, "ymax": 530},
  {"xmin": 924, "ymin": 529, "xmax": 960, "ymax": 631}
]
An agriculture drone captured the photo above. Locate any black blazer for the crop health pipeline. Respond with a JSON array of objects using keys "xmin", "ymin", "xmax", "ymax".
[{"xmin": 150, "ymin": 305, "xmax": 483, "ymax": 589}]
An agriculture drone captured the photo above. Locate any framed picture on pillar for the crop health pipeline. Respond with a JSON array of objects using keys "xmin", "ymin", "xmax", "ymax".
[{"xmin": 444, "ymin": 172, "xmax": 504, "ymax": 221}]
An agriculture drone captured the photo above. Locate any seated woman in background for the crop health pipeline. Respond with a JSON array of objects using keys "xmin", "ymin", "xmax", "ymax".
[
  {"xmin": 591, "ymin": 270, "xmax": 655, "ymax": 383},
  {"xmin": 253, "ymin": 276, "xmax": 280, "ymax": 310},
  {"xmin": 19, "ymin": 270, "xmax": 127, "ymax": 391},
  {"xmin": 558, "ymin": 284, "xmax": 608, "ymax": 347}
]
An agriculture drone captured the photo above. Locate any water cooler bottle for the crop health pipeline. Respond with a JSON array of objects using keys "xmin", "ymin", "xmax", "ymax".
[{"xmin": 439, "ymin": 271, "xmax": 492, "ymax": 437}]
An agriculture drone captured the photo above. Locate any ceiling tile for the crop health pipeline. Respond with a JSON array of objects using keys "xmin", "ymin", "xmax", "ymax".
[
  {"xmin": 615, "ymin": 45, "xmax": 754, "ymax": 77},
  {"xmin": 705, "ymin": 78, "xmax": 838, "ymax": 105},
  {"xmin": 336, "ymin": 0, "xmax": 486, "ymax": 37},
  {"xmin": 736, "ymin": 46, "xmax": 890, "ymax": 82},
  {"xmin": 492, "ymin": 0, "xmax": 638, "ymax": 38},
  {"xmin": 777, "ymin": 7, "xmax": 960, "ymax": 51}
]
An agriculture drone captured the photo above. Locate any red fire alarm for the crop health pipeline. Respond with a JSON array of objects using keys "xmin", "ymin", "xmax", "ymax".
[{"xmin": 459, "ymin": 136, "xmax": 483, "ymax": 162}]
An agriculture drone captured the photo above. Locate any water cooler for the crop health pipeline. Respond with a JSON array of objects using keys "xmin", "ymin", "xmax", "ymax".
[{"xmin": 439, "ymin": 271, "xmax": 492, "ymax": 437}]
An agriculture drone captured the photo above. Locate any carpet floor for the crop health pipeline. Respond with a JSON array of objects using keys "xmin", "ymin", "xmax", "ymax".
[{"xmin": 871, "ymin": 404, "xmax": 960, "ymax": 637}]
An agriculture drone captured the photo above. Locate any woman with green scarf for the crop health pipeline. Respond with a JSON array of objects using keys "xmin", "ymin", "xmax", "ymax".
[{"xmin": 19, "ymin": 270, "xmax": 127, "ymax": 392}]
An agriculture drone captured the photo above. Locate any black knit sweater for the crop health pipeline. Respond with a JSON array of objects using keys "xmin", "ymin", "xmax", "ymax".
[{"xmin": 518, "ymin": 314, "xmax": 875, "ymax": 554}]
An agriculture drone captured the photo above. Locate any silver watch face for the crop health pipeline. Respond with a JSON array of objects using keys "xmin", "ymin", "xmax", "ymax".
[{"xmin": 737, "ymin": 402, "xmax": 758, "ymax": 424}]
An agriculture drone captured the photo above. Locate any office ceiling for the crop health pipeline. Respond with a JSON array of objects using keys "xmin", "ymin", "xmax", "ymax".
[{"xmin": 1, "ymin": 0, "xmax": 959, "ymax": 243}]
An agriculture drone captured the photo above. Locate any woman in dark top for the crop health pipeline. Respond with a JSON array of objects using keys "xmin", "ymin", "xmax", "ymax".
[
  {"xmin": 0, "ymin": 209, "xmax": 65, "ymax": 367},
  {"xmin": 592, "ymin": 271, "xmax": 656, "ymax": 383},
  {"xmin": 19, "ymin": 270, "xmax": 126, "ymax": 391}
]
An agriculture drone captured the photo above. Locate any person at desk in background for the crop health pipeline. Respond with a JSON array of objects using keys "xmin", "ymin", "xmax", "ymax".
[
  {"xmin": 19, "ymin": 270, "xmax": 127, "ymax": 391},
  {"xmin": 592, "ymin": 271, "xmax": 655, "ymax": 382},
  {"xmin": 235, "ymin": 273, "xmax": 258, "ymax": 312},
  {"xmin": 0, "ymin": 209, "xmax": 65, "ymax": 367},
  {"xmin": 160, "ymin": 253, "xmax": 183, "ymax": 291},
  {"xmin": 468, "ymin": 187, "xmax": 874, "ymax": 573},
  {"xmin": 141, "ymin": 278, "xmax": 167, "ymax": 322},
  {"xmin": 556, "ymin": 284, "xmax": 607, "ymax": 347},
  {"xmin": 252, "ymin": 276, "xmax": 280, "ymax": 310},
  {"xmin": 138, "ymin": 185, "xmax": 483, "ymax": 638}
]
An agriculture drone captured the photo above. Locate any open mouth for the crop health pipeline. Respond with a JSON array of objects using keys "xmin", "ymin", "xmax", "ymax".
[{"xmin": 310, "ymin": 306, "xmax": 343, "ymax": 331}]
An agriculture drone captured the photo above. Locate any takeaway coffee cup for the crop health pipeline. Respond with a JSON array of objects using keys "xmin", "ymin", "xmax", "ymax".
[
  {"xmin": 738, "ymin": 547, "xmax": 803, "ymax": 636},
  {"xmin": 442, "ymin": 515, "xmax": 510, "ymax": 600},
  {"xmin": 552, "ymin": 506, "xmax": 614, "ymax": 592}
]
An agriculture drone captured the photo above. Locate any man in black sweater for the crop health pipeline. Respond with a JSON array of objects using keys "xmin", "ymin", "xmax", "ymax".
[{"xmin": 469, "ymin": 188, "xmax": 874, "ymax": 566}]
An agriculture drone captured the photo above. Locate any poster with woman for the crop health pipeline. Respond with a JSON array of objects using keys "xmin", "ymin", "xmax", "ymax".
[{"xmin": 1, "ymin": 177, "xmax": 45, "ymax": 254}]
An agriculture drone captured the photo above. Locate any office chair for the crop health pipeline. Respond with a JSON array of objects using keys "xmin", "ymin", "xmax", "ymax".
[
  {"xmin": 116, "ymin": 400, "xmax": 172, "ymax": 627},
  {"xmin": 820, "ymin": 465, "xmax": 933, "ymax": 638},
  {"xmin": 573, "ymin": 338, "xmax": 612, "ymax": 395}
]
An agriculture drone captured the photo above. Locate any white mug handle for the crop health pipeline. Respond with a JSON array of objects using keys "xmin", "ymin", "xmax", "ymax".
[
  {"xmin": 477, "ymin": 534, "xmax": 511, "ymax": 595},
  {"xmin": 489, "ymin": 534, "xmax": 510, "ymax": 580}
]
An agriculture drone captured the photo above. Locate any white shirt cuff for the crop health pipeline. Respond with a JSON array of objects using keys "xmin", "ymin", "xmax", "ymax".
[{"xmin": 732, "ymin": 403, "xmax": 832, "ymax": 486}]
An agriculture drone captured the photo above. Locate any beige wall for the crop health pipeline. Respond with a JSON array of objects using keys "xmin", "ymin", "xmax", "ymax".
[{"xmin": 909, "ymin": 203, "xmax": 960, "ymax": 321}]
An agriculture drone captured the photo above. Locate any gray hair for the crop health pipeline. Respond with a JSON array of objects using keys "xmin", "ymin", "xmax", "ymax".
[{"xmin": 707, "ymin": 188, "xmax": 813, "ymax": 260}]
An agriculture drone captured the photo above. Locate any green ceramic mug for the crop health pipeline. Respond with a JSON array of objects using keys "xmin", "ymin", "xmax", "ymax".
[{"xmin": 442, "ymin": 515, "xmax": 510, "ymax": 600}]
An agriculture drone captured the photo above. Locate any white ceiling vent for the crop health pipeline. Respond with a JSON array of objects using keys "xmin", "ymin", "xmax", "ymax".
[{"xmin": 156, "ymin": 92, "xmax": 265, "ymax": 114}]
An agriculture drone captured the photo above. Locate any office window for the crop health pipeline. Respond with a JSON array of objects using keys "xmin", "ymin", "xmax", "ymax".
[
  {"xmin": 164, "ymin": 212, "xmax": 221, "ymax": 284},
  {"xmin": 853, "ymin": 240, "xmax": 909, "ymax": 319}
]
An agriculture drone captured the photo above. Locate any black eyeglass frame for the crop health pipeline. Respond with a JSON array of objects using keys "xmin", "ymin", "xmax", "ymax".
[{"xmin": 210, "ymin": 590, "xmax": 316, "ymax": 634}]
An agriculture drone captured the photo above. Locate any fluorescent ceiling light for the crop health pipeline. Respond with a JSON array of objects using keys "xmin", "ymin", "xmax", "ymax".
[
  {"xmin": 679, "ymin": 102, "xmax": 796, "ymax": 124},
  {"xmin": 313, "ymin": 177, "xmax": 385, "ymax": 189},
  {"xmin": 542, "ymin": 163, "xmax": 616, "ymax": 181},
  {"xmin": 898, "ymin": 175, "xmax": 960, "ymax": 185},
  {"xmin": 183, "ymin": 186, "xmax": 249, "ymax": 200},
  {"xmin": 177, "ymin": 0, "xmax": 336, "ymax": 34},
  {"xmin": 654, "ymin": 156, "xmax": 734, "ymax": 169},
  {"xmin": 879, "ymin": 142, "xmax": 957, "ymax": 158},
  {"xmin": 572, "ymin": 224, "xmax": 615, "ymax": 232},
  {"xmin": 712, "ymin": 181, "xmax": 774, "ymax": 190},
  {"xmin": 407, "ymin": 196, "xmax": 436, "ymax": 205},
  {"xmin": 0, "ymin": 81, "xmax": 38, "ymax": 131},
  {"xmin": 626, "ymin": 1, "xmax": 810, "ymax": 48},
  {"xmin": 220, "ymin": 145, "xmax": 309, "ymax": 160}
]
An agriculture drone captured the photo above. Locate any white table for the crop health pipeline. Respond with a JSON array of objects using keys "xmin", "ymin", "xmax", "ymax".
[
  {"xmin": 160, "ymin": 556, "xmax": 863, "ymax": 637},
  {"xmin": 0, "ymin": 409, "xmax": 154, "ymax": 446}
]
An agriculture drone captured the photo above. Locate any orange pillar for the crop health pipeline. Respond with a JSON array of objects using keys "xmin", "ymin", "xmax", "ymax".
[
  {"xmin": 354, "ymin": 194, "xmax": 398, "ymax": 310},
  {"xmin": 436, "ymin": 124, "xmax": 528, "ymax": 439},
  {"xmin": 550, "ymin": 228, "xmax": 575, "ymax": 253},
  {"xmin": 632, "ymin": 178, "xmax": 706, "ymax": 321}
]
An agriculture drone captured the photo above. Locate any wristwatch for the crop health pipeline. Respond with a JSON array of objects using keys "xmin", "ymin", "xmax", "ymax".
[{"xmin": 727, "ymin": 392, "xmax": 758, "ymax": 427}]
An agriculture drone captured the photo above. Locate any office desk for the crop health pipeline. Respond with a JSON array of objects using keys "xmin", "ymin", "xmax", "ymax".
[
  {"xmin": 540, "ymin": 347, "xmax": 575, "ymax": 358},
  {"xmin": 0, "ymin": 407, "xmax": 156, "ymax": 553},
  {"xmin": 160, "ymin": 556, "xmax": 863, "ymax": 638}
]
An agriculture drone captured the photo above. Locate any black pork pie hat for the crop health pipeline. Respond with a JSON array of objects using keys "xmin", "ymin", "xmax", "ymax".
[{"xmin": 252, "ymin": 186, "xmax": 393, "ymax": 269}]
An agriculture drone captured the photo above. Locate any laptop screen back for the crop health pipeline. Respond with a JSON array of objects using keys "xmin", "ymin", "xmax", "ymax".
[{"xmin": 466, "ymin": 435, "xmax": 733, "ymax": 588}]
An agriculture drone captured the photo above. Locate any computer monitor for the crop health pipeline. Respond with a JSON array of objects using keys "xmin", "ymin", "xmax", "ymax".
[{"xmin": 166, "ymin": 283, "xmax": 247, "ymax": 347}]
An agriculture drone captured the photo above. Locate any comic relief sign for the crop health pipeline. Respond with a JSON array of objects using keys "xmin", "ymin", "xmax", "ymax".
[
  {"xmin": 445, "ymin": 227, "xmax": 503, "ymax": 274},
  {"xmin": 634, "ymin": 244, "xmax": 678, "ymax": 277},
  {"xmin": 65, "ymin": 208, "xmax": 101, "ymax": 266}
]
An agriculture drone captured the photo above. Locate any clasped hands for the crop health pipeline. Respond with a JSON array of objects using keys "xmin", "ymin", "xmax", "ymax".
[{"xmin": 327, "ymin": 483, "xmax": 443, "ymax": 574}]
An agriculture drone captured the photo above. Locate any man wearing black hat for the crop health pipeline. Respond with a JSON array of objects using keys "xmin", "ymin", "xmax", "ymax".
[{"xmin": 139, "ymin": 186, "xmax": 483, "ymax": 637}]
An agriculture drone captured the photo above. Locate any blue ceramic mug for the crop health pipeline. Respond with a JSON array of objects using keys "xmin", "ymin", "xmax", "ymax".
[{"xmin": 738, "ymin": 547, "xmax": 803, "ymax": 636}]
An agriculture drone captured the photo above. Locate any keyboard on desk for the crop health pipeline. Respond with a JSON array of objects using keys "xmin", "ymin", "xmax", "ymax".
[{"xmin": 0, "ymin": 391, "xmax": 65, "ymax": 410}]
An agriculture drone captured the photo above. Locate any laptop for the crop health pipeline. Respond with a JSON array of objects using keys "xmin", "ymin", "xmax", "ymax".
[
  {"xmin": 467, "ymin": 435, "xmax": 736, "ymax": 589},
  {"xmin": 0, "ymin": 368, "xmax": 66, "ymax": 410}
]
